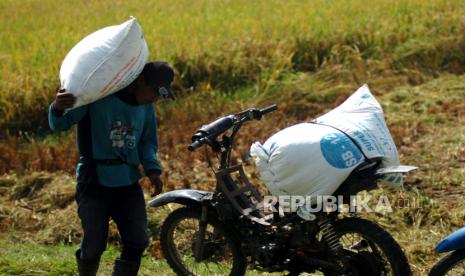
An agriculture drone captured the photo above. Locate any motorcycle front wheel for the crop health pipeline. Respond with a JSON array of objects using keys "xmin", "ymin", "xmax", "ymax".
[
  {"xmin": 429, "ymin": 250, "xmax": 465, "ymax": 276},
  {"xmin": 160, "ymin": 207, "xmax": 246, "ymax": 276}
]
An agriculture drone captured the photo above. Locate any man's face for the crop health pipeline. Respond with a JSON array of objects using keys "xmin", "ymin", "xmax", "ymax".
[{"xmin": 134, "ymin": 77, "xmax": 159, "ymax": 105}]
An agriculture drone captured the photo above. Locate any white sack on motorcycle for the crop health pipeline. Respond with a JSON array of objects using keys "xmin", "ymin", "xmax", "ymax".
[
  {"xmin": 250, "ymin": 84, "xmax": 402, "ymax": 198},
  {"xmin": 314, "ymin": 84, "xmax": 402, "ymax": 189},
  {"xmin": 250, "ymin": 123, "xmax": 365, "ymax": 199}
]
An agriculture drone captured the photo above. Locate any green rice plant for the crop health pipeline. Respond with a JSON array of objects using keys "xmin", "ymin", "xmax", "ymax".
[{"xmin": 1, "ymin": 0, "xmax": 465, "ymax": 134}]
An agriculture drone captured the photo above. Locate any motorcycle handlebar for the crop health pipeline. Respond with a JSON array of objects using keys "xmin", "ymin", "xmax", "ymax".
[
  {"xmin": 188, "ymin": 138, "xmax": 206, "ymax": 151},
  {"xmin": 188, "ymin": 104, "xmax": 278, "ymax": 151},
  {"xmin": 260, "ymin": 104, "xmax": 277, "ymax": 116}
]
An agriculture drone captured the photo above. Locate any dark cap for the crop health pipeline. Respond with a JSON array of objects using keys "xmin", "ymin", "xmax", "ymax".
[{"xmin": 141, "ymin": 61, "xmax": 175, "ymax": 100}]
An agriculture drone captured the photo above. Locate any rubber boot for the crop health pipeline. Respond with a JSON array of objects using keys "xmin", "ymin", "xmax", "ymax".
[
  {"xmin": 75, "ymin": 249, "xmax": 99, "ymax": 276},
  {"xmin": 111, "ymin": 258, "xmax": 140, "ymax": 276}
]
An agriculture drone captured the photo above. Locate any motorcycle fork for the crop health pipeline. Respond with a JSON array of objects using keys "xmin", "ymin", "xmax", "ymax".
[{"xmin": 194, "ymin": 204, "xmax": 209, "ymax": 262}]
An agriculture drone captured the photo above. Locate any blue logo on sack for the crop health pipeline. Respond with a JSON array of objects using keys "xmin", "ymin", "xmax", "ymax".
[{"xmin": 320, "ymin": 132, "xmax": 363, "ymax": 169}]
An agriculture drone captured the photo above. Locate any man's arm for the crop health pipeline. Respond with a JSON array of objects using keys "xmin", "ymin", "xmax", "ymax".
[
  {"xmin": 138, "ymin": 105, "xmax": 163, "ymax": 175},
  {"xmin": 48, "ymin": 90, "xmax": 87, "ymax": 131},
  {"xmin": 139, "ymin": 105, "xmax": 164, "ymax": 196}
]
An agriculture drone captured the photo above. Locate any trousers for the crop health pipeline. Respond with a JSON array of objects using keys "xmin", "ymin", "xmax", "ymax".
[{"xmin": 76, "ymin": 179, "xmax": 149, "ymax": 263}]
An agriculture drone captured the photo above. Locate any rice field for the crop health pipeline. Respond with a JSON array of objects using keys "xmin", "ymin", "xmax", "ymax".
[
  {"xmin": 1, "ymin": 0, "xmax": 465, "ymax": 133},
  {"xmin": 1, "ymin": 0, "xmax": 465, "ymax": 275}
]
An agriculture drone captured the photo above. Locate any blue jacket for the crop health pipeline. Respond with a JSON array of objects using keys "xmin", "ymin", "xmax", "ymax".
[{"xmin": 48, "ymin": 93, "xmax": 162, "ymax": 187}]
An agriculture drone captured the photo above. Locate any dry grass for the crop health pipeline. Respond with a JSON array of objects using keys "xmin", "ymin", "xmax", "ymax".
[{"xmin": 0, "ymin": 73, "xmax": 464, "ymax": 274}]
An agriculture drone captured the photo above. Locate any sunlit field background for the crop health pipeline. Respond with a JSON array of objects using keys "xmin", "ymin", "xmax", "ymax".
[{"xmin": 0, "ymin": 0, "xmax": 464, "ymax": 274}]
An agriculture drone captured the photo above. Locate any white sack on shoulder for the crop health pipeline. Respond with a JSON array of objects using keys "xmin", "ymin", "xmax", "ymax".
[{"xmin": 60, "ymin": 17, "xmax": 149, "ymax": 109}]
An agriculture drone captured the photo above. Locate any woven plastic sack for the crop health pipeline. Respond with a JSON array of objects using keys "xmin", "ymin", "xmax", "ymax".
[
  {"xmin": 60, "ymin": 17, "xmax": 149, "ymax": 109},
  {"xmin": 313, "ymin": 84, "xmax": 402, "ymax": 189},
  {"xmin": 250, "ymin": 123, "xmax": 365, "ymax": 197},
  {"xmin": 250, "ymin": 84, "xmax": 402, "ymax": 198}
]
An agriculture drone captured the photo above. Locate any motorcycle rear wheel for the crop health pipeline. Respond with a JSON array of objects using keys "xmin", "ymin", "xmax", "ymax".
[
  {"xmin": 160, "ymin": 207, "xmax": 246, "ymax": 276},
  {"xmin": 329, "ymin": 217, "xmax": 412, "ymax": 276}
]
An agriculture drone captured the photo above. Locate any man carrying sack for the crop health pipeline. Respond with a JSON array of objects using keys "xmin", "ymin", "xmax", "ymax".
[{"xmin": 48, "ymin": 61, "xmax": 175, "ymax": 275}]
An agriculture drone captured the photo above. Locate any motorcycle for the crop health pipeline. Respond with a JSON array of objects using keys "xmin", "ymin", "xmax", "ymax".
[
  {"xmin": 149, "ymin": 104, "xmax": 415, "ymax": 275},
  {"xmin": 429, "ymin": 226, "xmax": 465, "ymax": 275}
]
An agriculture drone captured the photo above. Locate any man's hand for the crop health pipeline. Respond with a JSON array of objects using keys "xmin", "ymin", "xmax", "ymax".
[
  {"xmin": 148, "ymin": 173, "xmax": 163, "ymax": 197},
  {"xmin": 53, "ymin": 88, "xmax": 76, "ymax": 112}
]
